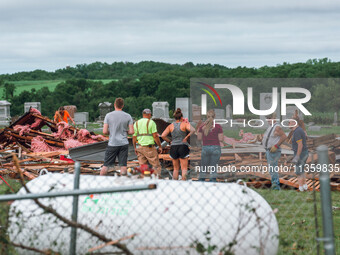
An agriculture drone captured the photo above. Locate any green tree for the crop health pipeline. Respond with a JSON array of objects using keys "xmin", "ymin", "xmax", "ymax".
[
  {"xmin": 327, "ymin": 79, "xmax": 340, "ymax": 112},
  {"xmin": 0, "ymin": 78, "xmax": 4, "ymax": 99},
  {"xmin": 4, "ymin": 82, "xmax": 15, "ymax": 99}
]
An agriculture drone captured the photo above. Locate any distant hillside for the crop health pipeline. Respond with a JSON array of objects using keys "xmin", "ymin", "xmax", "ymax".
[
  {"xmin": 0, "ymin": 58, "xmax": 339, "ymax": 121},
  {"xmin": 1, "ymin": 58, "xmax": 340, "ymax": 81}
]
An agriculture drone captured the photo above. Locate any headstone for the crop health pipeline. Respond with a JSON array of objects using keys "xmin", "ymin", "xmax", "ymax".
[
  {"xmin": 226, "ymin": 104, "xmax": 232, "ymax": 120},
  {"xmin": 175, "ymin": 98, "xmax": 190, "ymax": 120},
  {"xmin": 308, "ymin": 126, "xmax": 322, "ymax": 132},
  {"xmin": 64, "ymin": 105, "xmax": 77, "ymax": 118},
  {"xmin": 192, "ymin": 104, "xmax": 202, "ymax": 122},
  {"xmin": 24, "ymin": 102, "xmax": 41, "ymax": 113},
  {"xmin": 334, "ymin": 112, "xmax": 338, "ymax": 126},
  {"xmin": 260, "ymin": 93, "xmax": 280, "ymax": 127},
  {"xmin": 214, "ymin": 108, "xmax": 225, "ymax": 119},
  {"xmin": 74, "ymin": 112, "xmax": 89, "ymax": 123},
  {"xmin": 0, "ymin": 100, "xmax": 11, "ymax": 126},
  {"xmin": 152, "ymin": 102, "xmax": 170, "ymax": 120},
  {"xmin": 98, "ymin": 102, "xmax": 113, "ymax": 121}
]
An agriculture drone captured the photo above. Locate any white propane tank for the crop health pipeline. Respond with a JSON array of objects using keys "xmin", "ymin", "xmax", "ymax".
[{"xmin": 8, "ymin": 174, "xmax": 279, "ymax": 255}]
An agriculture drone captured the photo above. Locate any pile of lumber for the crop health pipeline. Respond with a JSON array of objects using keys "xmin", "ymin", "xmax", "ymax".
[
  {"xmin": 157, "ymin": 135, "xmax": 340, "ymax": 191},
  {"xmin": 307, "ymin": 133, "xmax": 340, "ymax": 151},
  {"xmin": 0, "ymin": 111, "xmax": 61, "ymax": 151},
  {"xmin": 0, "ymin": 110, "xmax": 106, "ymax": 152},
  {"xmin": 1, "ymin": 111, "xmax": 339, "ymax": 193},
  {"xmin": 0, "ymin": 110, "xmax": 112, "ymax": 180},
  {"xmin": 0, "ymin": 150, "xmax": 142, "ymax": 180},
  {"xmin": 0, "ymin": 150, "xmax": 94, "ymax": 179}
]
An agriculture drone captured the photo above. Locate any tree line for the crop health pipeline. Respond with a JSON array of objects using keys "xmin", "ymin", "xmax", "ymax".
[
  {"xmin": 0, "ymin": 58, "xmax": 339, "ymax": 121},
  {"xmin": 1, "ymin": 58, "xmax": 340, "ymax": 81}
]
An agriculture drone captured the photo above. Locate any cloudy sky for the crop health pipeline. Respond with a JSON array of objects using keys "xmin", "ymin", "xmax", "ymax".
[{"xmin": 1, "ymin": 0, "xmax": 340, "ymax": 74}]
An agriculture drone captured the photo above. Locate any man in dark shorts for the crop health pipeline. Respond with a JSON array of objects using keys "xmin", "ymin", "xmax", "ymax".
[{"xmin": 100, "ymin": 98, "xmax": 134, "ymax": 176}]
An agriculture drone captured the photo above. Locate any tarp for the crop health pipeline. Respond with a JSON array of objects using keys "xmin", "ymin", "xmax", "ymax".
[{"xmin": 69, "ymin": 140, "xmax": 137, "ymax": 162}]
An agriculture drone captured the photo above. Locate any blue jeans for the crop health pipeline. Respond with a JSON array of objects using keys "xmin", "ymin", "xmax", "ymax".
[
  {"xmin": 199, "ymin": 145, "xmax": 221, "ymax": 182},
  {"xmin": 265, "ymin": 149, "xmax": 281, "ymax": 190}
]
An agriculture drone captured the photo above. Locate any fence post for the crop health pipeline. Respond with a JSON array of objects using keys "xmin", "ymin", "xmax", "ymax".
[
  {"xmin": 317, "ymin": 145, "xmax": 335, "ymax": 255},
  {"xmin": 70, "ymin": 161, "xmax": 81, "ymax": 255}
]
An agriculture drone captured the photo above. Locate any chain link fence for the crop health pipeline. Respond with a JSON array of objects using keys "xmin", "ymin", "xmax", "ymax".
[{"xmin": 0, "ymin": 147, "xmax": 338, "ymax": 255}]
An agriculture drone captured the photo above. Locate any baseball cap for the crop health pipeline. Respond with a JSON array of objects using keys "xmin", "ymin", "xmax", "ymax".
[{"xmin": 142, "ymin": 109, "xmax": 152, "ymax": 114}]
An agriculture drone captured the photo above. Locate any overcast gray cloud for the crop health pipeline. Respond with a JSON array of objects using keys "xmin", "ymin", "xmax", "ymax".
[{"xmin": 1, "ymin": 0, "xmax": 340, "ymax": 74}]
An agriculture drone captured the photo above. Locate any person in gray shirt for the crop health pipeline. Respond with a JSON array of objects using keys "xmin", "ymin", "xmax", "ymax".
[
  {"xmin": 100, "ymin": 98, "xmax": 134, "ymax": 176},
  {"xmin": 262, "ymin": 113, "xmax": 287, "ymax": 190}
]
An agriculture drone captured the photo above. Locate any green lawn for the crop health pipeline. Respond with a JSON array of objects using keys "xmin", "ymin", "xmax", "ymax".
[
  {"xmin": 307, "ymin": 126, "xmax": 340, "ymax": 136},
  {"xmin": 0, "ymin": 80, "xmax": 64, "ymax": 97},
  {"xmin": 257, "ymin": 189, "xmax": 340, "ymax": 255},
  {"xmin": 0, "ymin": 178, "xmax": 22, "ymax": 255}
]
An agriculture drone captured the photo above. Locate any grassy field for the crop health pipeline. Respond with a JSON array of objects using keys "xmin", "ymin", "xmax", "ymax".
[
  {"xmin": 0, "ymin": 79, "xmax": 118, "ymax": 98},
  {"xmin": 0, "ymin": 178, "xmax": 21, "ymax": 254},
  {"xmin": 257, "ymin": 189, "xmax": 340, "ymax": 254},
  {"xmin": 0, "ymin": 177, "xmax": 339, "ymax": 254},
  {"xmin": 307, "ymin": 126, "xmax": 340, "ymax": 136},
  {"xmin": 0, "ymin": 80, "xmax": 64, "ymax": 97}
]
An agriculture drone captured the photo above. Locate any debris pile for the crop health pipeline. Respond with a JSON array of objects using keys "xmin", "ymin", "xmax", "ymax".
[
  {"xmin": 1, "ymin": 111, "xmax": 339, "ymax": 192},
  {"xmin": 0, "ymin": 150, "xmax": 116, "ymax": 180},
  {"xmin": 159, "ymin": 134, "xmax": 340, "ymax": 191},
  {"xmin": 307, "ymin": 133, "xmax": 340, "ymax": 151},
  {"xmin": 0, "ymin": 109, "xmax": 107, "ymax": 153},
  {"xmin": 0, "ymin": 110, "xmax": 120, "ymax": 180}
]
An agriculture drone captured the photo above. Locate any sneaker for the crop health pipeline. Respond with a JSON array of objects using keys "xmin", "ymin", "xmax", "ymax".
[
  {"xmin": 299, "ymin": 186, "xmax": 304, "ymax": 192},
  {"xmin": 303, "ymin": 184, "xmax": 308, "ymax": 191}
]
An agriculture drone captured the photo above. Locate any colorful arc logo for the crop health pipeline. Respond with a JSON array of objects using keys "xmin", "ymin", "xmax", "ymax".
[{"xmin": 198, "ymin": 82, "xmax": 223, "ymax": 106}]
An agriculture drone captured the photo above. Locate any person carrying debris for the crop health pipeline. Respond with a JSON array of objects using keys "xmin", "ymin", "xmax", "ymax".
[
  {"xmin": 161, "ymin": 108, "xmax": 195, "ymax": 180},
  {"xmin": 100, "ymin": 98, "xmax": 134, "ymax": 176},
  {"xmin": 197, "ymin": 109, "xmax": 223, "ymax": 182},
  {"xmin": 262, "ymin": 113, "xmax": 287, "ymax": 190},
  {"xmin": 132, "ymin": 109, "xmax": 163, "ymax": 178},
  {"xmin": 54, "ymin": 106, "xmax": 75, "ymax": 125},
  {"xmin": 289, "ymin": 117, "xmax": 309, "ymax": 192}
]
